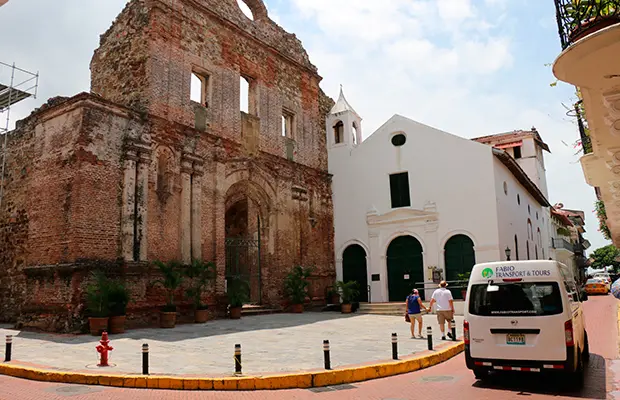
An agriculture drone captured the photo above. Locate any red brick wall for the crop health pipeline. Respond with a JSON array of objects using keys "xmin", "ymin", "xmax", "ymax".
[{"xmin": 0, "ymin": 0, "xmax": 336, "ymax": 331}]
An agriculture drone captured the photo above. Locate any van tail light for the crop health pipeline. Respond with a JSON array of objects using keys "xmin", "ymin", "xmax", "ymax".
[
  {"xmin": 464, "ymin": 320, "xmax": 470, "ymax": 345},
  {"xmin": 564, "ymin": 320, "xmax": 574, "ymax": 347}
]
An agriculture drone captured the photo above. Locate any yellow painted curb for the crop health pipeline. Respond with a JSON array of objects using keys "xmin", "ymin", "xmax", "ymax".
[{"xmin": 0, "ymin": 341, "xmax": 464, "ymax": 390}]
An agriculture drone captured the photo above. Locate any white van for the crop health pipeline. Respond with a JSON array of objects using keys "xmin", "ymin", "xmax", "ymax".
[{"xmin": 464, "ymin": 260, "xmax": 589, "ymax": 384}]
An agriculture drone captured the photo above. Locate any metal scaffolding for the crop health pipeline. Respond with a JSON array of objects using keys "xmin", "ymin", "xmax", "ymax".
[{"xmin": 0, "ymin": 61, "xmax": 39, "ymax": 208}]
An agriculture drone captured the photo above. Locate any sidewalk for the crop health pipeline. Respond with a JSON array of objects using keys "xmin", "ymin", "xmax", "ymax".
[{"xmin": 0, "ymin": 313, "xmax": 463, "ymax": 376}]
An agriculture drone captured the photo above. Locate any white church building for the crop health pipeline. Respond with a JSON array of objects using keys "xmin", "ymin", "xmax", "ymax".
[{"xmin": 328, "ymin": 89, "xmax": 552, "ymax": 303}]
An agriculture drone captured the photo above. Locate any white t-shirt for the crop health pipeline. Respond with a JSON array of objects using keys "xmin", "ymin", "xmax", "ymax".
[{"xmin": 431, "ymin": 288, "xmax": 453, "ymax": 311}]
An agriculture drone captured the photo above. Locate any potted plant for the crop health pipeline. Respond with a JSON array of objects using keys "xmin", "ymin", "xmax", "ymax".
[
  {"xmin": 456, "ymin": 271, "xmax": 471, "ymax": 301},
  {"xmin": 184, "ymin": 259, "xmax": 216, "ymax": 323},
  {"xmin": 86, "ymin": 271, "xmax": 110, "ymax": 336},
  {"xmin": 108, "ymin": 280, "xmax": 130, "ymax": 334},
  {"xmin": 564, "ymin": 0, "xmax": 620, "ymax": 43},
  {"xmin": 152, "ymin": 260, "xmax": 183, "ymax": 328},
  {"xmin": 327, "ymin": 286, "xmax": 340, "ymax": 305},
  {"xmin": 227, "ymin": 276, "xmax": 249, "ymax": 319},
  {"xmin": 283, "ymin": 265, "xmax": 313, "ymax": 313},
  {"xmin": 336, "ymin": 280, "xmax": 360, "ymax": 314}
]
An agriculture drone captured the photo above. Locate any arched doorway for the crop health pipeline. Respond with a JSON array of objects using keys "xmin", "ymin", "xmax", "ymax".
[
  {"xmin": 342, "ymin": 244, "xmax": 368, "ymax": 302},
  {"xmin": 225, "ymin": 198, "xmax": 261, "ymax": 304},
  {"xmin": 444, "ymin": 234, "xmax": 476, "ymax": 300},
  {"xmin": 387, "ymin": 236, "xmax": 424, "ymax": 301}
]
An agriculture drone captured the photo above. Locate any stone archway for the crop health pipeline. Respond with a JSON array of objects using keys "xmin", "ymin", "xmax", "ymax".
[
  {"xmin": 444, "ymin": 234, "xmax": 476, "ymax": 300},
  {"xmin": 224, "ymin": 178, "xmax": 273, "ymax": 305},
  {"xmin": 342, "ymin": 244, "xmax": 368, "ymax": 302},
  {"xmin": 387, "ymin": 236, "xmax": 424, "ymax": 301}
]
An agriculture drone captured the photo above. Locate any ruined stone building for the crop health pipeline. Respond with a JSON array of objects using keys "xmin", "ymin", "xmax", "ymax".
[{"xmin": 0, "ymin": 0, "xmax": 335, "ymax": 331}]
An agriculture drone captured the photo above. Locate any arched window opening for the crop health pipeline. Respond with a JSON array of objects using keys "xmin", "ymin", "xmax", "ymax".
[
  {"xmin": 535, "ymin": 245, "xmax": 539, "ymax": 260},
  {"xmin": 352, "ymin": 122, "xmax": 358, "ymax": 145},
  {"xmin": 514, "ymin": 235, "xmax": 520, "ymax": 261},
  {"xmin": 526, "ymin": 241, "xmax": 530, "ymax": 260},
  {"xmin": 334, "ymin": 121, "xmax": 344, "ymax": 144},
  {"xmin": 236, "ymin": 0, "xmax": 255, "ymax": 20},
  {"xmin": 527, "ymin": 219, "xmax": 533, "ymax": 241}
]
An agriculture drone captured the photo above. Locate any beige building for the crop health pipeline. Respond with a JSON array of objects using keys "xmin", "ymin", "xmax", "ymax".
[{"xmin": 552, "ymin": 1, "xmax": 620, "ymax": 245}]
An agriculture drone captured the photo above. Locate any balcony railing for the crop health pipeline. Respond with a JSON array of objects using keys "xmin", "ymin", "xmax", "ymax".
[
  {"xmin": 554, "ymin": 0, "xmax": 620, "ymax": 49},
  {"xmin": 552, "ymin": 237, "xmax": 575, "ymax": 252}
]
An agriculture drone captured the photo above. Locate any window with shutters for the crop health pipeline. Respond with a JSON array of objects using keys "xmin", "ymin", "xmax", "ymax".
[{"xmin": 389, "ymin": 172, "xmax": 411, "ymax": 208}]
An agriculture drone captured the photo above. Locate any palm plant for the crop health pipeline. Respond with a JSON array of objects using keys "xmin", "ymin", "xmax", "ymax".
[
  {"xmin": 336, "ymin": 280, "xmax": 360, "ymax": 305},
  {"xmin": 227, "ymin": 276, "xmax": 250, "ymax": 308},
  {"xmin": 283, "ymin": 265, "xmax": 313, "ymax": 305},
  {"xmin": 108, "ymin": 280, "xmax": 130, "ymax": 317},
  {"xmin": 152, "ymin": 260, "xmax": 184, "ymax": 312},
  {"xmin": 184, "ymin": 259, "xmax": 216, "ymax": 310},
  {"xmin": 86, "ymin": 271, "xmax": 111, "ymax": 318}
]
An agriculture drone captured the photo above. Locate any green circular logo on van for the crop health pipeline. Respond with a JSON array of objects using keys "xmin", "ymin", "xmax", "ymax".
[{"xmin": 482, "ymin": 268, "xmax": 494, "ymax": 278}]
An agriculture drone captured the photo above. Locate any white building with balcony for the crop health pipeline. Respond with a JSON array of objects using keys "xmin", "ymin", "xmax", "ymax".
[{"xmin": 328, "ymin": 89, "xmax": 552, "ymax": 303}]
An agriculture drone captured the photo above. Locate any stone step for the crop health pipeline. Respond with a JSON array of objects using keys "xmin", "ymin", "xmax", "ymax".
[{"xmin": 241, "ymin": 305, "xmax": 282, "ymax": 317}]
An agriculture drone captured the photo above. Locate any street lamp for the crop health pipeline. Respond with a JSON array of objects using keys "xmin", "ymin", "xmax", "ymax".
[{"xmin": 505, "ymin": 246, "xmax": 511, "ymax": 261}]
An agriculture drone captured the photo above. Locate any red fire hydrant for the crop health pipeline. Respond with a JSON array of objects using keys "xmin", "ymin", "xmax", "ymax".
[{"xmin": 96, "ymin": 331, "xmax": 113, "ymax": 367}]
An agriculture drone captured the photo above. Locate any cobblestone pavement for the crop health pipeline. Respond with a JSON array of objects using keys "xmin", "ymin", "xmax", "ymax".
[
  {"xmin": 0, "ymin": 295, "xmax": 616, "ymax": 400},
  {"xmin": 0, "ymin": 312, "xmax": 463, "ymax": 376}
]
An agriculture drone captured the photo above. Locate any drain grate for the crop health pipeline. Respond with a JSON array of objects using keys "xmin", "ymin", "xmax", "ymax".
[
  {"xmin": 420, "ymin": 375, "xmax": 455, "ymax": 383},
  {"xmin": 308, "ymin": 384, "xmax": 357, "ymax": 393},
  {"xmin": 46, "ymin": 385, "xmax": 105, "ymax": 397}
]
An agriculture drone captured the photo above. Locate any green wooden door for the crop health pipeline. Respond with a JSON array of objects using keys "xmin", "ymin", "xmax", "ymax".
[
  {"xmin": 387, "ymin": 236, "xmax": 424, "ymax": 301},
  {"xmin": 342, "ymin": 244, "xmax": 368, "ymax": 302},
  {"xmin": 444, "ymin": 235, "xmax": 476, "ymax": 300}
]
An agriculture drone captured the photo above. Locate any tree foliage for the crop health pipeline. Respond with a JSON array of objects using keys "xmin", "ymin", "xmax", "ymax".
[{"xmin": 590, "ymin": 244, "xmax": 620, "ymax": 271}]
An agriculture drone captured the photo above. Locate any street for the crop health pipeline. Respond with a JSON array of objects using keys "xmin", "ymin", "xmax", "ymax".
[{"xmin": 0, "ymin": 295, "xmax": 617, "ymax": 400}]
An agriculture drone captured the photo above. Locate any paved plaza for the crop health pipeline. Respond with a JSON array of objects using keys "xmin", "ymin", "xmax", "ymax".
[{"xmin": 0, "ymin": 312, "xmax": 463, "ymax": 376}]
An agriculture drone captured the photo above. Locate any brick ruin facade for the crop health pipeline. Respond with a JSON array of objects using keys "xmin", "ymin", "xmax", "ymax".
[{"xmin": 0, "ymin": 0, "xmax": 336, "ymax": 332}]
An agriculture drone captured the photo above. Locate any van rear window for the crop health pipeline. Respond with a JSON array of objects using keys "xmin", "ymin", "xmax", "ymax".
[{"xmin": 469, "ymin": 282, "xmax": 563, "ymax": 317}]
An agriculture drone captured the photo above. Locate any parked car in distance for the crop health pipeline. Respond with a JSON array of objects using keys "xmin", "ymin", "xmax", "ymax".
[
  {"xmin": 593, "ymin": 273, "xmax": 611, "ymax": 290},
  {"xmin": 585, "ymin": 278, "xmax": 609, "ymax": 295}
]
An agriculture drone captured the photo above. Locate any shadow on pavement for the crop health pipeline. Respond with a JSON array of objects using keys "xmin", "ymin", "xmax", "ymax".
[
  {"xmin": 472, "ymin": 354, "xmax": 607, "ymax": 399},
  {"xmin": 5, "ymin": 312, "xmax": 364, "ymax": 345}
]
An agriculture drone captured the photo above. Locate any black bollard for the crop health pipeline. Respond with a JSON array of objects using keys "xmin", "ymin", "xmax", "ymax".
[
  {"xmin": 4, "ymin": 335, "xmax": 12, "ymax": 362},
  {"xmin": 391, "ymin": 333, "xmax": 398, "ymax": 360},
  {"xmin": 427, "ymin": 327, "xmax": 433, "ymax": 351},
  {"xmin": 234, "ymin": 344, "xmax": 242, "ymax": 375},
  {"xmin": 142, "ymin": 343, "xmax": 149, "ymax": 375},
  {"xmin": 451, "ymin": 319, "xmax": 457, "ymax": 342},
  {"xmin": 323, "ymin": 340, "xmax": 331, "ymax": 370}
]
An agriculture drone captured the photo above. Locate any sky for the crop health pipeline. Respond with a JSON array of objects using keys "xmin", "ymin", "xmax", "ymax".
[{"xmin": 0, "ymin": 0, "xmax": 610, "ymax": 252}]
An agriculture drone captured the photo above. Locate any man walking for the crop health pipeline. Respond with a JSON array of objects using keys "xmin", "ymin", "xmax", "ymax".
[{"xmin": 429, "ymin": 281, "xmax": 455, "ymax": 340}]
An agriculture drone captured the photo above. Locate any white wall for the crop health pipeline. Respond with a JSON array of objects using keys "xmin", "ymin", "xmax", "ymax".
[
  {"xmin": 330, "ymin": 115, "xmax": 503, "ymax": 301},
  {"xmin": 493, "ymin": 158, "xmax": 548, "ymax": 263}
]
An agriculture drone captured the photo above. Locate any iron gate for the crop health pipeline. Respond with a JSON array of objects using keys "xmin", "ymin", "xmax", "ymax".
[{"xmin": 225, "ymin": 217, "xmax": 261, "ymax": 304}]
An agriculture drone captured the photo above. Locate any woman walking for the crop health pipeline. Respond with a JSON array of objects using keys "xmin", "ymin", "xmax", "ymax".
[{"xmin": 405, "ymin": 289, "xmax": 428, "ymax": 339}]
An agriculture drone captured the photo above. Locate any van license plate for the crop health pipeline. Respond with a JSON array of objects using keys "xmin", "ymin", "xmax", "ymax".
[{"xmin": 506, "ymin": 334, "xmax": 525, "ymax": 345}]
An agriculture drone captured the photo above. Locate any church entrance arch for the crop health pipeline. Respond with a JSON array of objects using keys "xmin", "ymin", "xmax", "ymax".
[
  {"xmin": 444, "ymin": 234, "xmax": 476, "ymax": 300},
  {"xmin": 342, "ymin": 244, "xmax": 368, "ymax": 302},
  {"xmin": 387, "ymin": 236, "xmax": 424, "ymax": 301}
]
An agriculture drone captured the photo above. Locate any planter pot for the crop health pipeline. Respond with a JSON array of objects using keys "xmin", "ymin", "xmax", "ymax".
[
  {"xmin": 195, "ymin": 309, "xmax": 210, "ymax": 323},
  {"xmin": 88, "ymin": 317, "xmax": 109, "ymax": 336},
  {"xmin": 569, "ymin": 16, "xmax": 620, "ymax": 43},
  {"xmin": 230, "ymin": 307, "xmax": 242, "ymax": 319},
  {"xmin": 291, "ymin": 303, "xmax": 304, "ymax": 313},
  {"xmin": 160, "ymin": 311, "xmax": 177, "ymax": 328},
  {"xmin": 461, "ymin": 290, "xmax": 467, "ymax": 301},
  {"xmin": 109, "ymin": 315, "xmax": 126, "ymax": 334},
  {"xmin": 341, "ymin": 303, "xmax": 352, "ymax": 314},
  {"xmin": 329, "ymin": 294, "xmax": 340, "ymax": 305}
]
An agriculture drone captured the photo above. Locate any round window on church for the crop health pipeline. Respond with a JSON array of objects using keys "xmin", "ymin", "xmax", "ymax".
[{"xmin": 391, "ymin": 134, "xmax": 406, "ymax": 147}]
